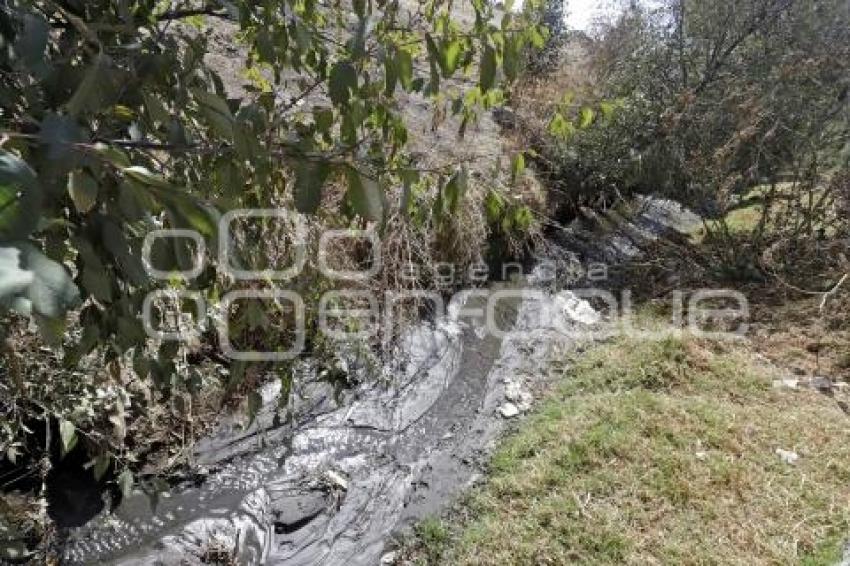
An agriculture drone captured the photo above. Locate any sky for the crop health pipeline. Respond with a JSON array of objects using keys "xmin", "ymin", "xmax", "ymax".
[{"xmin": 564, "ymin": 0, "xmax": 614, "ymax": 31}]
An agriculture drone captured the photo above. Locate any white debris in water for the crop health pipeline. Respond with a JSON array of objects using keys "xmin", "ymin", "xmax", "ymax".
[
  {"xmin": 775, "ymin": 448, "xmax": 799, "ymax": 465},
  {"xmin": 499, "ymin": 403, "xmax": 520, "ymax": 418},
  {"xmin": 380, "ymin": 551, "xmax": 398, "ymax": 565},
  {"xmin": 260, "ymin": 378, "xmax": 283, "ymax": 404},
  {"xmin": 504, "ymin": 379, "xmax": 532, "ymax": 412},
  {"xmin": 773, "ymin": 377, "xmax": 838, "ymax": 393},
  {"xmin": 324, "ymin": 470, "xmax": 349, "ymax": 491},
  {"xmin": 554, "ymin": 293, "xmax": 601, "ymax": 326},
  {"xmin": 634, "ymin": 195, "xmax": 703, "ymax": 232}
]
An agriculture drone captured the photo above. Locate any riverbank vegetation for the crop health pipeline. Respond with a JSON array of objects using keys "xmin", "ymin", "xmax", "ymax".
[
  {"xmin": 523, "ymin": 0, "xmax": 849, "ymax": 273},
  {"xmin": 395, "ymin": 0, "xmax": 850, "ymax": 562},
  {"xmin": 0, "ymin": 0, "xmax": 552, "ymax": 558},
  {"xmin": 1, "ymin": 0, "xmax": 849, "ymax": 561},
  {"xmin": 400, "ymin": 327, "xmax": 850, "ymax": 564}
]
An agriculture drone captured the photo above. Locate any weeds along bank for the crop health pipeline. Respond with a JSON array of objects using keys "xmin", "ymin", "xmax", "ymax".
[
  {"xmin": 2, "ymin": 0, "xmax": 849, "ymax": 562},
  {"xmin": 399, "ymin": 327, "xmax": 850, "ymax": 565}
]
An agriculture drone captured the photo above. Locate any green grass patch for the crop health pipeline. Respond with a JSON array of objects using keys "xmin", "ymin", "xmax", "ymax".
[
  {"xmin": 404, "ymin": 333, "xmax": 850, "ymax": 565},
  {"xmin": 688, "ymin": 183, "xmax": 834, "ymax": 245}
]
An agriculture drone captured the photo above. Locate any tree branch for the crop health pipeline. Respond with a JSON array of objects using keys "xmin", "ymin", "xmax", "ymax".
[
  {"xmin": 820, "ymin": 273, "xmax": 849, "ymax": 313},
  {"xmin": 156, "ymin": 5, "xmax": 230, "ymax": 22}
]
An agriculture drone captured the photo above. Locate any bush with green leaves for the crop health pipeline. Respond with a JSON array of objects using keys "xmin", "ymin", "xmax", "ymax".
[
  {"xmin": 536, "ymin": 0, "xmax": 850, "ymax": 263},
  {"xmin": 0, "ymin": 0, "xmax": 547, "ymax": 486}
]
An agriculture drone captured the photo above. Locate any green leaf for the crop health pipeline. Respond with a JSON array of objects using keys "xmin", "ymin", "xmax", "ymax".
[
  {"xmin": 163, "ymin": 196, "xmax": 218, "ymax": 239},
  {"xmin": 77, "ymin": 239, "xmax": 113, "ymax": 302},
  {"xmin": 503, "ymin": 37, "xmax": 520, "ymax": 82},
  {"xmin": 530, "ymin": 27, "xmax": 546, "ymax": 49},
  {"xmin": 484, "ymin": 190, "xmax": 505, "ymax": 222},
  {"xmin": 67, "ymin": 53, "xmax": 114, "ymax": 117},
  {"xmin": 511, "ymin": 152, "xmax": 525, "ymax": 184},
  {"xmin": 111, "ymin": 105, "xmax": 135, "ymax": 121},
  {"xmin": 92, "ymin": 453, "xmax": 111, "ymax": 481},
  {"xmin": 579, "ymin": 107, "xmax": 595, "ymax": 129},
  {"xmin": 349, "ymin": 18, "xmax": 368, "ymax": 59},
  {"xmin": 39, "ymin": 113, "xmax": 83, "ymax": 161},
  {"xmin": 397, "ymin": 49, "xmax": 413, "ymax": 91},
  {"xmin": 313, "ymin": 107, "xmax": 334, "ymax": 134},
  {"xmin": 0, "ymin": 242, "xmax": 80, "ymax": 318},
  {"xmin": 34, "ymin": 313, "xmax": 66, "ymax": 347},
  {"xmin": 191, "ymin": 88, "xmax": 235, "ymax": 139},
  {"xmin": 234, "ymin": 120, "xmax": 261, "ymax": 161},
  {"xmin": 400, "ymin": 168, "xmax": 420, "ymax": 216},
  {"xmin": 384, "ymin": 52, "xmax": 398, "ymax": 96},
  {"xmin": 125, "ymin": 165, "xmax": 215, "ymax": 237},
  {"xmin": 102, "ymin": 221, "xmax": 148, "ymax": 287},
  {"xmin": 124, "ymin": 166, "xmax": 172, "ymax": 189},
  {"xmin": 442, "ymin": 40, "xmax": 463, "ymax": 76},
  {"xmin": 329, "ymin": 62, "xmax": 358, "ymax": 107},
  {"xmin": 427, "ymin": 35, "xmax": 462, "ymax": 78},
  {"xmin": 513, "ymin": 205, "xmax": 534, "ymax": 231},
  {"xmin": 59, "ymin": 419, "xmax": 77, "ymax": 457},
  {"xmin": 143, "ymin": 91, "xmax": 171, "ymax": 126},
  {"xmin": 0, "ymin": 151, "xmax": 42, "ymax": 240},
  {"xmin": 442, "ymin": 168, "xmax": 468, "ymax": 212},
  {"xmin": 294, "ymin": 160, "xmax": 331, "ymax": 214},
  {"xmin": 215, "ymin": 159, "xmax": 241, "ymax": 198},
  {"xmin": 345, "ymin": 166, "xmax": 384, "ymax": 221},
  {"xmin": 92, "ymin": 143, "xmax": 131, "ymax": 168},
  {"xmin": 116, "ymin": 316, "xmax": 145, "ymax": 352},
  {"xmin": 68, "ymin": 170, "xmax": 98, "ymax": 214},
  {"xmin": 479, "ymin": 46, "xmax": 497, "ymax": 92},
  {"xmin": 65, "ymin": 322, "xmax": 100, "ymax": 366},
  {"xmin": 599, "ymin": 101, "xmax": 617, "ymax": 119},
  {"xmin": 247, "ymin": 391, "xmax": 262, "ymax": 427},
  {"xmin": 118, "ymin": 181, "xmax": 149, "ymax": 221},
  {"xmin": 117, "ymin": 469, "xmax": 134, "ymax": 498},
  {"xmin": 14, "ymin": 13, "xmax": 49, "ymax": 71},
  {"xmin": 0, "ymin": 246, "xmax": 32, "ymax": 310},
  {"xmin": 548, "ymin": 112, "xmax": 575, "ymax": 139}
]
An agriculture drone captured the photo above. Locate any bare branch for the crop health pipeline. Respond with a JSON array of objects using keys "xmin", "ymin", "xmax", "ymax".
[
  {"xmin": 156, "ymin": 5, "xmax": 230, "ymax": 21},
  {"xmin": 820, "ymin": 273, "xmax": 849, "ymax": 313}
]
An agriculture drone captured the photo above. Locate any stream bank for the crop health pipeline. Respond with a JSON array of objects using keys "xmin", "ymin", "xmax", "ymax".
[{"xmin": 54, "ymin": 197, "xmax": 697, "ymax": 565}]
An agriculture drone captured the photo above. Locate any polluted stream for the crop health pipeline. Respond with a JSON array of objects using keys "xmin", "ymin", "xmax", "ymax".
[{"xmin": 59, "ymin": 198, "xmax": 697, "ymax": 565}]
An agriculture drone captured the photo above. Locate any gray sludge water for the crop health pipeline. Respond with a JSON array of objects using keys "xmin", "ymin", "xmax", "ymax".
[
  {"xmin": 61, "ymin": 286, "xmax": 600, "ymax": 565},
  {"xmin": 61, "ymin": 197, "xmax": 694, "ymax": 565}
]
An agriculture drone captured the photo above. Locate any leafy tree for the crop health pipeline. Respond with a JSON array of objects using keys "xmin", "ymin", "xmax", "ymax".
[
  {"xmin": 0, "ymin": 0, "xmax": 546, "ymax": 485},
  {"xmin": 538, "ymin": 0, "xmax": 850, "ymax": 266}
]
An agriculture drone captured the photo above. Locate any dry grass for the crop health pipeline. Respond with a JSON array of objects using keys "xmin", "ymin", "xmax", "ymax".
[
  {"xmin": 402, "ymin": 332, "xmax": 850, "ymax": 565},
  {"xmin": 510, "ymin": 40, "xmax": 596, "ymax": 135},
  {"xmin": 749, "ymin": 292, "xmax": 850, "ymax": 381}
]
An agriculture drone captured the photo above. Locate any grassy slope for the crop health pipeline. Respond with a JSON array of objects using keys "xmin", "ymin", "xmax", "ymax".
[{"xmin": 403, "ymin": 332, "xmax": 850, "ymax": 565}]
